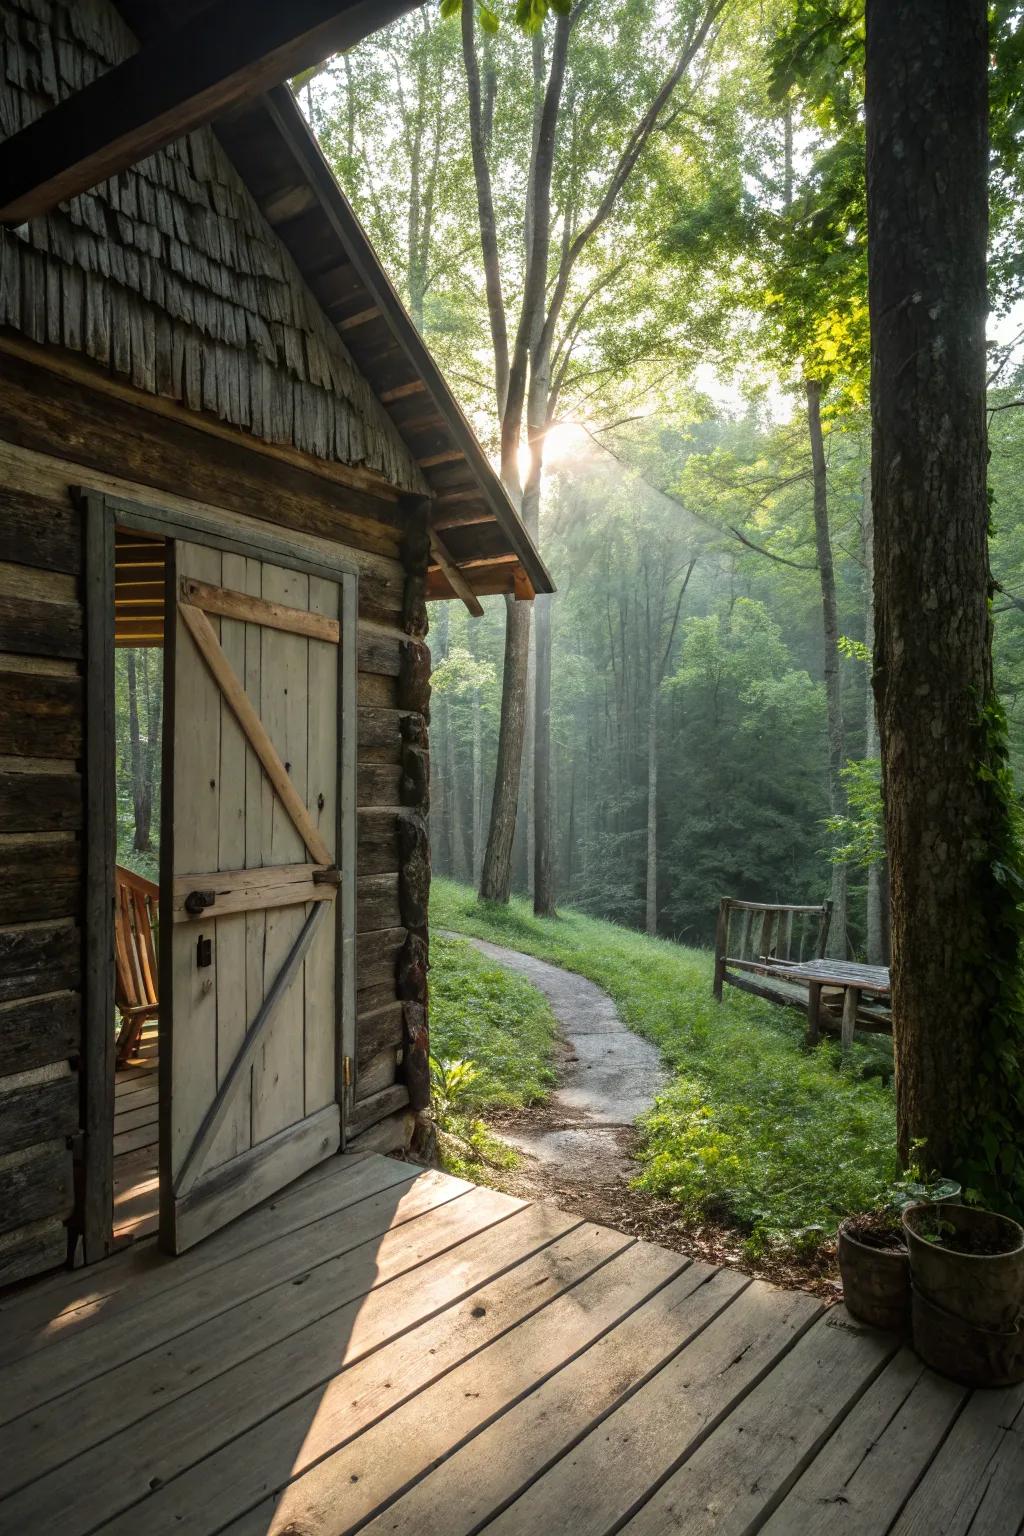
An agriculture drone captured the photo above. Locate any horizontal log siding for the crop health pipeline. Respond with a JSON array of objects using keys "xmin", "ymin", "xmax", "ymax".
[{"xmin": 0, "ymin": 480, "xmax": 84, "ymax": 1288}]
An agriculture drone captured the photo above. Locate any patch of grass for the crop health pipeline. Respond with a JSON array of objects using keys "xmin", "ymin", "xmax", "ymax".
[
  {"xmin": 427, "ymin": 932, "xmax": 558, "ymax": 1181},
  {"xmin": 431, "ymin": 879, "xmax": 898, "ymax": 1258},
  {"xmin": 430, "ymin": 933, "xmax": 558, "ymax": 1108}
]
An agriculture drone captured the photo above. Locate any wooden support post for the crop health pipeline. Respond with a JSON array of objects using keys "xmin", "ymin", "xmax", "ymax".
[
  {"xmin": 841, "ymin": 986, "xmax": 860, "ymax": 1056},
  {"xmin": 713, "ymin": 898, "xmax": 730, "ymax": 1002},
  {"xmin": 816, "ymin": 899, "xmax": 834, "ymax": 959},
  {"xmin": 762, "ymin": 910, "xmax": 777, "ymax": 961},
  {"xmin": 806, "ymin": 982, "xmax": 822, "ymax": 1046}
]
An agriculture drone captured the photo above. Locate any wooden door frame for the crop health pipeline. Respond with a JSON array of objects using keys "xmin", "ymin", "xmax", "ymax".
[{"xmin": 80, "ymin": 490, "xmax": 358, "ymax": 1265}]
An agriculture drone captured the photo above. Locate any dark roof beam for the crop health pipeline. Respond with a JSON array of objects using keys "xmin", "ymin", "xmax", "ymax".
[{"xmin": 0, "ymin": 0, "xmax": 422, "ymax": 226}]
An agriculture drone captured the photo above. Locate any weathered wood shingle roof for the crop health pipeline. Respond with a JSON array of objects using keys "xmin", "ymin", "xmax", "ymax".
[
  {"xmin": 0, "ymin": 0, "xmax": 426, "ymax": 494},
  {"xmin": 0, "ymin": 0, "xmax": 553, "ymax": 599}
]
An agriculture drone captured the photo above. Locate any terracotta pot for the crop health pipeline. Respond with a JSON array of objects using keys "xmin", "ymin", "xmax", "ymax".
[{"xmin": 837, "ymin": 1219, "xmax": 910, "ymax": 1332}]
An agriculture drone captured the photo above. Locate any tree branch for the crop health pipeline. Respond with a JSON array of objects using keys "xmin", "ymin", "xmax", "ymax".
[{"xmin": 461, "ymin": 0, "xmax": 509, "ymax": 416}]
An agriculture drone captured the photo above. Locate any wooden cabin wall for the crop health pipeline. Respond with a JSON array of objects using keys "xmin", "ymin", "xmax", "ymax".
[
  {"xmin": 0, "ymin": 481, "xmax": 82, "ymax": 1286},
  {"xmin": 0, "ymin": 360, "xmax": 431, "ymax": 1282}
]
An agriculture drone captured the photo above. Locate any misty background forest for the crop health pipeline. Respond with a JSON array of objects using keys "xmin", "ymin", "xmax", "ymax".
[{"xmin": 300, "ymin": 1, "xmax": 1024, "ymax": 956}]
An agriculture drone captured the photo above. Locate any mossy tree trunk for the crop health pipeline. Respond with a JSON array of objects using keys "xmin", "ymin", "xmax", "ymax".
[{"xmin": 866, "ymin": 0, "xmax": 1022, "ymax": 1188}]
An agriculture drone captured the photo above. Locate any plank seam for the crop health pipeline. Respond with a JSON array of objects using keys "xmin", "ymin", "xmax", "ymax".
[
  {"xmin": 340, "ymin": 1240, "xmax": 710, "ymax": 1536},
  {"xmin": 598, "ymin": 1298, "xmax": 833, "ymax": 1536},
  {"xmin": 0, "ymin": 1182, "xmax": 478, "ymax": 1448},
  {"xmin": 72, "ymin": 1211, "xmax": 589, "ymax": 1536},
  {"xmin": 879, "ymin": 1388, "xmax": 977, "ymax": 1536},
  {"xmin": 738, "ymin": 1328, "xmax": 908, "ymax": 1536},
  {"xmin": 0, "ymin": 1162, "xmax": 429, "ymax": 1395},
  {"xmin": 0, "ymin": 1155, "xmax": 413, "ymax": 1349},
  {"xmin": 460, "ymin": 1269, "xmax": 755, "ymax": 1536}
]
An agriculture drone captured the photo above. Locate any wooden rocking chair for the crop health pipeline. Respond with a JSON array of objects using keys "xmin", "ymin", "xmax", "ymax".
[{"xmin": 114, "ymin": 865, "xmax": 160, "ymax": 1067}]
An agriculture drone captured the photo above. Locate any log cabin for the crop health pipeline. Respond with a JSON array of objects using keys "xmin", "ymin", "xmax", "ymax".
[{"xmin": 0, "ymin": 0, "xmax": 552, "ymax": 1285}]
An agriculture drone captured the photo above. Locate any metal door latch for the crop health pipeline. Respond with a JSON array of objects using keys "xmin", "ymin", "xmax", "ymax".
[
  {"xmin": 196, "ymin": 934, "xmax": 213, "ymax": 968},
  {"xmin": 184, "ymin": 889, "xmax": 216, "ymax": 915}
]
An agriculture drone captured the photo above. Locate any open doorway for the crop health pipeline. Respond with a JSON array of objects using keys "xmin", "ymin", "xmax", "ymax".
[
  {"xmin": 82, "ymin": 495, "xmax": 354, "ymax": 1263},
  {"xmin": 111, "ymin": 528, "xmax": 167, "ymax": 1241}
]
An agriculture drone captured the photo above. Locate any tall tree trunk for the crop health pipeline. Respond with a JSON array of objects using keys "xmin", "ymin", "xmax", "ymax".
[
  {"xmin": 472, "ymin": 685, "xmax": 483, "ymax": 888},
  {"xmin": 126, "ymin": 650, "xmax": 152, "ymax": 852},
  {"xmin": 806, "ymin": 377, "xmax": 847, "ymax": 957},
  {"xmin": 480, "ymin": 595, "xmax": 531, "ymax": 902},
  {"xmin": 866, "ymin": 0, "xmax": 1022, "ymax": 1188},
  {"xmin": 860, "ymin": 471, "xmax": 887, "ymax": 965},
  {"xmin": 645, "ymin": 672, "xmax": 658, "ymax": 936},
  {"xmin": 447, "ymin": 713, "xmax": 468, "ymax": 881},
  {"xmin": 524, "ymin": 627, "xmax": 536, "ymax": 897},
  {"xmin": 534, "ymin": 590, "xmax": 554, "ymax": 914},
  {"xmin": 431, "ymin": 605, "xmax": 450, "ymax": 876}
]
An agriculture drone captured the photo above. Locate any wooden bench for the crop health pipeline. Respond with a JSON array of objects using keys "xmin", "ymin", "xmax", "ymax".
[
  {"xmin": 712, "ymin": 896, "xmax": 892, "ymax": 1050},
  {"xmin": 114, "ymin": 864, "xmax": 160, "ymax": 1067}
]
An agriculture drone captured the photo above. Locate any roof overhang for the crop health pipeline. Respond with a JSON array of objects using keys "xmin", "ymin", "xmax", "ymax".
[
  {"xmin": 0, "ymin": 0, "xmax": 554, "ymax": 609},
  {"xmin": 221, "ymin": 87, "xmax": 553, "ymax": 605}
]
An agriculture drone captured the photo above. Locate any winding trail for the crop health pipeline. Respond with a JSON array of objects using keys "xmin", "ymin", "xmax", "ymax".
[{"xmin": 456, "ymin": 936, "xmax": 667, "ymax": 1190}]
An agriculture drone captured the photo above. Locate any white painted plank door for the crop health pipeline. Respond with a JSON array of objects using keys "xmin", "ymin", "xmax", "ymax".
[{"xmin": 160, "ymin": 542, "xmax": 344, "ymax": 1254}]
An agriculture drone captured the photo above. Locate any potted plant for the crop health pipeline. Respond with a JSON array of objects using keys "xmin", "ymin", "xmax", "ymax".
[
  {"xmin": 903, "ymin": 1203, "xmax": 1024, "ymax": 1387},
  {"xmin": 838, "ymin": 1208, "xmax": 910, "ymax": 1331},
  {"xmin": 837, "ymin": 1178, "xmax": 960, "ymax": 1333}
]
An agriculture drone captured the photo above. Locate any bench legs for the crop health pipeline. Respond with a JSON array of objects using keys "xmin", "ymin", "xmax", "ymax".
[{"xmin": 806, "ymin": 982, "xmax": 822, "ymax": 1046}]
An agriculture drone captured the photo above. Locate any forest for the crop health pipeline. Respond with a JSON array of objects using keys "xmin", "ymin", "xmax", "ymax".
[{"xmin": 302, "ymin": 0, "xmax": 1024, "ymax": 960}]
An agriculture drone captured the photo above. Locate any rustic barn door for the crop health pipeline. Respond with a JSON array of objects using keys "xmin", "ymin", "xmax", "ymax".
[{"xmin": 161, "ymin": 538, "xmax": 348, "ymax": 1253}]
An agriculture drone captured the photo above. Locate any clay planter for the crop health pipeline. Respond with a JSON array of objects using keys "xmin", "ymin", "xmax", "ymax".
[
  {"xmin": 903, "ymin": 1203, "xmax": 1024, "ymax": 1387},
  {"xmin": 838, "ymin": 1217, "xmax": 910, "ymax": 1332}
]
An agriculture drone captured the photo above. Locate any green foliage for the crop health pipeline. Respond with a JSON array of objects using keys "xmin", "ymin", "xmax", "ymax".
[
  {"xmin": 429, "ymin": 1055, "xmax": 482, "ymax": 1119},
  {"xmin": 438, "ymin": 0, "xmax": 569, "ymax": 32},
  {"xmin": 661, "ymin": 597, "xmax": 831, "ymax": 937},
  {"xmin": 825, "ymin": 757, "xmax": 883, "ymax": 870},
  {"xmin": 432, "ymin": 879, "xmax": 898, "ymax": 1257},
  {"xmin": 429, "ymin": 934, "xmax": 557, "ymax": 1106},
  {"xmin": 114, "ymin": 647, "xmax": 162, "ymax": 883}
]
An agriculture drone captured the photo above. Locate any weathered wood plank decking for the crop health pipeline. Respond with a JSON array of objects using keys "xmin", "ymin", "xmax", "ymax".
[
  {"xmin": 0, "ymin": 1154, "xmax": 1021, "ymax": 1536},
  {"xmin": 112, "ymin": 1022, "xmax": 159, "ymax": 1240}
]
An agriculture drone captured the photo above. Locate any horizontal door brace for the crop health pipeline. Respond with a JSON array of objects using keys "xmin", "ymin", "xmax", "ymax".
[
  {"xmin": 180, "ymin": 577, "xmax": 340, "ymax": 643},
  {"xmin": 171, "ymin": 863, "xmax": 338, "ymax": 922}
]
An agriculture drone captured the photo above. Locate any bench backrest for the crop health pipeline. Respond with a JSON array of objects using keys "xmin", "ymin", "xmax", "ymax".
[
  {"xmin": 713, "ymin": 897, "xmax": 832, "ymax": 1000},
  {"xmin": 718, "ymin": 898, "xmax": 832, "ymax": 964},
  {"xmin": 114, "ymin": 864, "xmax": 160, "ymax": 1018}
]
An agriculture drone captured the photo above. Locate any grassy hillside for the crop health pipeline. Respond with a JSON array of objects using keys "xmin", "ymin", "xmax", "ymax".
[{"xmin": 431, "ymin": 879, "xmax": 899, "ymax": 1259}]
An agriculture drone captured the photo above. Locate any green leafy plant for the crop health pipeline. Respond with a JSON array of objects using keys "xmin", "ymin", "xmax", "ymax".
[{"xmin": 429, "ymin": 1056, "xmax": 481, "ymax": 1123}]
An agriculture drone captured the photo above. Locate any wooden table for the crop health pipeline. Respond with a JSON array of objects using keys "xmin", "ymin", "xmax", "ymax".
[{"xmin": 764, "ymin": 959, "xmax": 891, "ymax": 1052}]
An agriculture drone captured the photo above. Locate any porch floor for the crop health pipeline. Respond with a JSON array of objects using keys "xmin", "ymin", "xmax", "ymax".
[
  {"xmin": 113, "ymin": 1020, "xmax": 160, "ymax": 1241},
  {"xmin": 1, "ymin": 1155, "xmax": 1021, "ymax": 1536}
]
